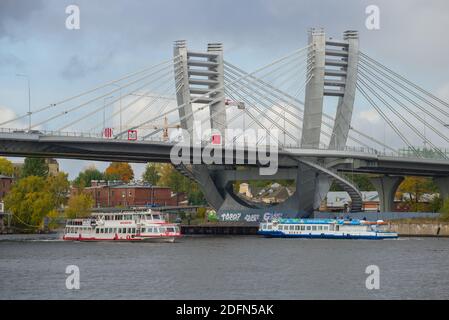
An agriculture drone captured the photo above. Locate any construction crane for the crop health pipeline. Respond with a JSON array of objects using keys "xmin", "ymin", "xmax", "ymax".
[{"xmin": 137, "ymin": 116, "xmax": 181, "ymax": 141}]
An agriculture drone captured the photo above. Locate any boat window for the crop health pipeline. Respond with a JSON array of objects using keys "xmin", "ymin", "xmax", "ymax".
[
  {"xmin": 312, "ymin": 226, "xmax": 317, "ymax": 231},
  {"xmin": 153, "ymin": 214, "xmax": 160, "ymax": 220},
  {"xmin": 318, "ymin": 226, "xmax": 323, "ymax": 231},
  {"xmin": 141, "ymin": 228, "xmax": 145, "ymax": 233},
  {"xmin": 109, "ymin": 228, "xmax": 113, "ymax": 233},
  {"xmin": 132, "ymin": 228, "xmax": 136, "ymax": 234},
  {"xmin": 167, "ymin": 227, "xmax": 174, "ymax": 232},
  {"xmin": 300, "ymin": 225, "xmax": 305, "ymax": 231},
  {"xmin": 289, "ymin": 225, "xmax": 294, "ymax": 231},
  {"xmin": 267, "ymin": 225, "xmax": 272, "ymax": 230},
  {"xmin": 306, "ymin": 226, "xmax": 311, "ymax": 231},
  {"xmin": 128, "ymin": 228, "xmax": 132, "ymax": 233}
]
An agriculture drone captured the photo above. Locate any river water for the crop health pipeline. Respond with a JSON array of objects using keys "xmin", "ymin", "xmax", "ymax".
[{"xmin": 1, "ymin": 235, "xmax": 448, "ymax": 299}]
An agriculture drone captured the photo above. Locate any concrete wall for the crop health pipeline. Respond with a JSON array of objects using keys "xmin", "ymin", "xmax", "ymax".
[
  {"xmin": 313, "ymin": 211, "xmax": 440, "ymax": 221},
  {"xmin": 387, "ymin": 222, "xmax": 449, "ymax": 237}
]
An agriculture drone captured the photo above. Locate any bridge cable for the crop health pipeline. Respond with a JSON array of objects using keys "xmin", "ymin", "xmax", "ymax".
[
  {"xmin": 358, "ymin": 67, "xmax": 449, "ymax": 144},
  {"xmin": 0, "ymin": 56, "xmax": 181, "ymax": 128},
  {"xmin": 356, "ymin": 81, "xmax": 420, "ymax": 156},
  {"xmin": 56, "ymin": 66, "xmax": 177, "ymax": 131},
  {"xmin": 357, "ymin": 76, "xmax": 447, "ymax": 159},
  {"xmin": 359, "ymin": 53, "xmax": 449, "ymax": 118}
]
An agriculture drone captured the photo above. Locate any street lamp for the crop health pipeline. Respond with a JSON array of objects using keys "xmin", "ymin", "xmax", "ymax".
[
  {"xmin": 110, "ymin": 84, "xmax": 123, "ymax": 133},
  {"xmin": 103, "ymin": 96, "xmax": 114, "ymax": 130},
  {"xmin": 16, "ymin": 74, "xmax": 31, "ymax": 130}
]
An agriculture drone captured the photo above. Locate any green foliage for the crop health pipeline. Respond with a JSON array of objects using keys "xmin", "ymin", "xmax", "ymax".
[
  {"xmin": 4, "ymin": 172, "xmax": 70, "ymax": 231},
  {"xmin": 197, "ymin": 207, "xmax": 207, "ymax": 220},
  {"xmin": 47, "ymin": 172, "xmax": 70, "ymax": 208},
  {"xmin": 73, "ymin": 166, "xmax": 104, "ymax": 187},
  {"xmin": 156, "ymin": 164, "xmax": 206, "ymax": 205},
  {"xmin": 440, "ymin": 197, "xmax": 449, "ymax": 221},
  {"xmin": 64, "ymin": 193, "xmax": 94, "ymax": 219},
  {"xmin": 0, "ymin": 157, "xmax": 14, "ymax": 176},
  {"xmin": 4, "ymin": 176, "xmax": 51, "ymax": 230},
  {"xmin": 142, "ymin": 163, "xmax": 160, "ymax": 185},
  {"xmin": 22, "ymin": 157, "xmax": 49, "ymax": 178},
  {"xmin": 188, "ymin": 189, "xmax": 207, "ymax": 205}
]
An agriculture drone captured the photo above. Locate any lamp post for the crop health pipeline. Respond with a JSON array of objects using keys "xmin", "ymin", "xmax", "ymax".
[
  {"xmin": 103, "ymin": 96, "xmax": 114, "ymax": 131},
  {"xmin": 16, "ymin": 74, "xmax": 31, "ymax": 130},
  {"xmin": 110, "ymin": 84, "xmax": 123, "ymax": 133}
]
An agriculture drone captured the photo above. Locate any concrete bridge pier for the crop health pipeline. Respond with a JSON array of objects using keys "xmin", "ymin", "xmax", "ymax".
[
  {"xmin": 434, "ymin": 177, "xmax": 449, "ymax": 201},
  {"xmin": 370, "ymin": 176, "xmax": 404, "ymax": 212}
]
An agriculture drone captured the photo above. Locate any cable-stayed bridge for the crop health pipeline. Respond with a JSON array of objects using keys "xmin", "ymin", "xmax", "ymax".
[{"xmin": 1, "ymin": 28, "xmax": 449, "ymax": 221}]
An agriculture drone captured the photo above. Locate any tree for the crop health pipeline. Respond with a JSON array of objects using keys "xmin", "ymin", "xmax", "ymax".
[
  {"xmin": 157, "ymin": 164, "xmax": 192, "ymax": 205},
  {"xmin": 47, "ymin": 172, "xmax": 70, "ymax": 208},
  {"xmin": 440, "ymin": 197, "xmax": 449, "ymax": 221},
  {"xmin": 73, "ymin": 166, "xmax": 104, "ymax": 188},
  {"xmin": 22, "ymin": 157, "xmax": 49, "ymax": 178},
  {"xmin": 398, "ymin": 176, "xmax": 438, "ymax": 211},
  {"xmin": 0, "ymin": 157, "xmax": 14, "ymax": 176},
  {"xmin": 105, "ymin": 162, "xmax": 134, "ymax": 183},
  {"xmin": 64, "ymin": 193, "xmax": 94, "ymax": 219},
  {"xmin": 4, "ymin": 176, "xmax": 54, "ymax": 230},
  {"xmin": 142, "ymin": 163, "xmax": 160, "ymax": 185}
]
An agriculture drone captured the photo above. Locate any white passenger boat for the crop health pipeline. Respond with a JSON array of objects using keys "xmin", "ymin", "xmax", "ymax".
[
  {"xmin": 63, "ymin": 209, "xmax": 181, "ymax": 242},
  {"xmin": 258, "ymin": 218, "xmax": 398, "ymax": 240}
]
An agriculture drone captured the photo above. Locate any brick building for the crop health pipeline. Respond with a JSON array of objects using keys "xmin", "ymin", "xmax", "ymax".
[
  {"xmin": 0, "ymin": 175, "xmax": 13, "ymax": 201},
  {"xmin": 83, "ymin": 180, "xmax": 185, "ymax": 208}
]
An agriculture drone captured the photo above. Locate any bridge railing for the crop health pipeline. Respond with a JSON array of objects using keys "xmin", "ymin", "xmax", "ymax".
[
  {"xmin": 0, "ymin": 127, "xmax": 169, "ymax": 143},
  {"xmin": 1, "ymin": 127, "xmax": 448, "ymax": 161}
]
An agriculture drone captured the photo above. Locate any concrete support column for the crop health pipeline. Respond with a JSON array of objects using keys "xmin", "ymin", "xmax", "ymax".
[
  {"xmin": 174, "ymin": 40, "xmax": 194, "ymax": 142},
  {"xmin": 434, "ymin": 177, "xmax": 449, "ymax": 201},
  {"xmin": 301, "ymin": 28, "xmax": 325, "ymax": 149},
  {"xmin": 329, "ymin": 30, "xmax": 359, "ymax": 150},
  {"xmin": 370, "ymin": 176, "xmax": 404, "ymax": 212},
  {"xmin": 207, "ymin": 43, "xmax": 227, "ymax": 141}
]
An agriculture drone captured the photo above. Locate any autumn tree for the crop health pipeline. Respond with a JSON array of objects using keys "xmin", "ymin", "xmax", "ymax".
[
  {"xmin": 22, "ymin": 157, "xmax": 49, "ymax": 178},
  {"xmin": 105, "ymin": 162, "xmax": 134, "ymax": 183},
  {"xmin": 0, "ymin": 157, "xmax": 14, "ymax": 176},
  {"xmin": 64, "ymin": 193, "xmax": 94, "ymax": 219}
]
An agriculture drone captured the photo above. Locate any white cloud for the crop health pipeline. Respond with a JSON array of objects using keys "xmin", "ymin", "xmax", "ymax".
[{"xmin": 0, "ymin": 105, "xmax": 27, "ymax": 128}]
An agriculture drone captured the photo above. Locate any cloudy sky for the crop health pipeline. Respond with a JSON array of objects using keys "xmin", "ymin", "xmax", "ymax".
[{"xmin": 1, "ymin": 0, "xmax": 449, "ymax": 179}]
